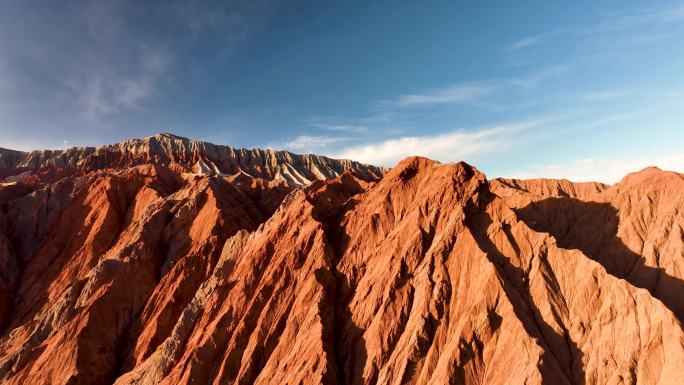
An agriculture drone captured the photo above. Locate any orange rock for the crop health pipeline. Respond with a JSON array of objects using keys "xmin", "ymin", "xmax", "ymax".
[{"xmin": 1, "ymin": 136, "xmax": 683, "ymax": 385}]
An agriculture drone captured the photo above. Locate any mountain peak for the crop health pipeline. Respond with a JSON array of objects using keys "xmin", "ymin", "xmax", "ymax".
[
  {"xmin": 152, "ymin": 132, "xmax": 184, "ymax": 139},
  {"xmin": 618, "ymin": 165, "xmax": 684, "ymax": 188}
]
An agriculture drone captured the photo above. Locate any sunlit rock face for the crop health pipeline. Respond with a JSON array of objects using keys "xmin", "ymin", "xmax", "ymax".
[
  {"xmin": 0, "ymin": 133, "xmax": 383, "ymax": 187},
  {"xmin": 0, "ymin": 135, "xmax": 683, "ymax": 385}
]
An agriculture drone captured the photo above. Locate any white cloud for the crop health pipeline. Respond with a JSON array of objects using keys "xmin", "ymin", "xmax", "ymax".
[
  {"xmin": 76, "ymin": 48, "xmax": 172, "ymax": 120},
  {"xmin": 310, "ymin": 123, "xmax": 369, "ymax": 133},
  {"xmin": 283, "ymin": 135, "xmax": 350, "ymax": 150},
  {"xmin": 330, "ymin": 118, "xmax": 552, "ymax": 167},
  {"xmin": 502, "ymin": 153, "xmax": 684, "ymax": 184},
  {"xmin": 79, "ymin": 76, "xmax": 153, "ymax": 120},
  {"xmin": 386, "ymin": 66, "xmax": 569, "ymax": 109},
  {"xmin": 507, "ymin": 34, "xmax": 551, "ymax": 51},
  {"xmin": 141, "ymin": 46, "xmax": 174, "ymax": 75},
  {"xmin": 117, "ymin": 79, "xmax": 152, "ymax": 108},
  {"xmin": 510, "ymin": 65, "xmax": 571, "ymax": 88},
  {"xmin": 81, "ymin": 79, "xmax": 116, "ymax": 118},
  {"xmin": 392, "ymin": 83, "xmax": 495, "ymax": 107},
  {"xmin": 593, "ymin": 4, "xmax": 684, "ymax": 32},
  {"xmin": 304, "ymin": 113, "xmax": 407, "ymax": 135},
  {"xmin": 581, "ymin": 89, "xmax": 631, "ymax": 101}
]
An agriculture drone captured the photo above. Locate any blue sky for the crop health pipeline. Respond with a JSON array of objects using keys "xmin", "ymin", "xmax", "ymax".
[{"xmin": 1, "ymin": 0, "xmax": 683, "ymax": 182}]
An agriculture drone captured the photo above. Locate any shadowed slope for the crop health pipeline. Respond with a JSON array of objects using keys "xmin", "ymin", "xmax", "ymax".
[{"xmin": 500, "ymin": 167, "xmax": 684, "ymax": 323}]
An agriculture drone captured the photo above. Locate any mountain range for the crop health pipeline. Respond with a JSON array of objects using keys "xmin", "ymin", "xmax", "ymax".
[{"xmin": 0, "ymin": 133, "xmax": 682, "ymax": 385}]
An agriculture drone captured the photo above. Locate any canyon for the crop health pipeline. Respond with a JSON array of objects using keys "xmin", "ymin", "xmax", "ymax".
[{"xmin": 0, "ymin": 133, "xmax": 683, "ymax": 385}]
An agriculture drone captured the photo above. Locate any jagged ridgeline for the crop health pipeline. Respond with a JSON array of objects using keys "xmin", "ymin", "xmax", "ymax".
[
  {"xmin": 0, "ymin": 135, "xmax": 683, "ymax": 385},
  {"xmin": 0, "ymin": 133, "xmax": 383, "ymax": 186}
]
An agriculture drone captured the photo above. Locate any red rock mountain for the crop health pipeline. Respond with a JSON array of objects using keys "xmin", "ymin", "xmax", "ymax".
[{"xmin": 0, "ymin": 134, "xmax": 683, "ymax": 385}]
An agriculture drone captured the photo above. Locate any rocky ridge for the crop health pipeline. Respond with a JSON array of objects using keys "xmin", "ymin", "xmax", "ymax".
[{"xmin": 0, "ymin": 133, "xmax": 383, "ymax": 186}]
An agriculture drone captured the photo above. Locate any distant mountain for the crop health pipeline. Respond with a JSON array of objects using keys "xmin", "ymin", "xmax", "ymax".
[
  {"xmin": 0, "ymin": 132, "xmax": 383, "ymax": 186},
  {"xmin": 0, "ymin": 135, "xmax": 682, "ymax": 385}
]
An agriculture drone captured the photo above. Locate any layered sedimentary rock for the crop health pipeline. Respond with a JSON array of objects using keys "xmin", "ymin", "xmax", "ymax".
[
  {"xmin": 0, "ymin": 133, "xmax": 382, "ymax": 187},
  {"xmin": 494, "ymin": 167, "xmax": 684, "ymax": 326},
  {"xmin": 0, "ymin": 135, "xmax": 683, "ymax": 385},
  {"xmin": 492, "ymin": 177, "xmax": 609, "ymax": 199}
]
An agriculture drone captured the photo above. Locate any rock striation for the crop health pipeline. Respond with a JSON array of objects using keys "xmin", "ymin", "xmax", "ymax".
[
  {"xmin": 0, "ymin": 133, "xmax": 383, "ymax": 187},
  {"xmin": 0, "ymin": 135, "xmax": 683, "ymax": 385}
]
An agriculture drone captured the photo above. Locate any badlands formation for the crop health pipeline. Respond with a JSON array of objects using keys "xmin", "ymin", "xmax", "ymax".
[{"xmin": 0, "ymin": 133, "xmax": 683, "ymax": 385}]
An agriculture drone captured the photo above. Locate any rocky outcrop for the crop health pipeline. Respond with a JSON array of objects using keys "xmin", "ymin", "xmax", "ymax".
[
  {"xmin": 491, "ymin": 177, "xmax": 609, "ymax": 199},
  {"xmin": 0, "ymin": 135, "xmax": 682, "ymax": 385},
  {"xmin": 0, "ymin": 148, "xmax": 26, "ymax": 170}
]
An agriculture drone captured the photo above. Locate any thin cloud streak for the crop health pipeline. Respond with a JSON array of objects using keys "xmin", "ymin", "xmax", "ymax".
[
  {"xmin": 507, "ymin": 33, "xmax": 557, "ymax": 51},
  {"xmin": 510, "ymin": 65, "xmax": 571, "ymax": 88},
  {"xmin": 330, "ymin": 118, "xmax": 554, "ymax": 167},
  {"xmin": 283, "ymin": 135, "xmax": 350, "ymax": 150},
  {"xmin": 385, "ymin": 66, "xmax": 568, "ymax": 109},
  {"xmin": 580, "ymin": 89, "xmax": 632, "ymax": 101},
  {"xmin": 507, "ymin": 2, "xmax": 684, "ymax": 51},
  {"xmin": 310, "ymin": 123, "xmax": 370, "ymax": 133},
  {"xmin": 392, "ymin": 83, "xmax": 495, "ymax": 107}
]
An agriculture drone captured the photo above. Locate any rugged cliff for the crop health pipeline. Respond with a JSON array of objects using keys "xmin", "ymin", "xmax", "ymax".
[{"xmin": 0, "ymin": 133, "xmax": 383, "ymax": 187}]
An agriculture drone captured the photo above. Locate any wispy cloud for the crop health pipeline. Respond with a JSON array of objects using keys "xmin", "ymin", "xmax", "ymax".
[
  {"xmin": 593, "ymin": 3, "xmax": 684, "ymax": 32},
  {"xmin": 79, "ymin": 77, "xmax": 153, "ymax": 120},
  {"xmin": 0, "ymin": 0, "xmax": 286, "ymax": 145},
  {"xmin": 503, "ymin": 152, "xmax": 684, "ymax": 183},
  {"xmin": 510, "ymin": 65, "xmax": 571, "ymax": 88},
  {"xmin": 330, "ymin": 118, "xmax": 554, "ymax": 166},
  {"xmin": 507, "ymin": 2, "xmax": 684, "ymax": 52},
  {"xmin": 391, "ymin": 83, "xmax": 495, "ymax": 107},
  {"xmin": 507, "ymin": 33, "xmax": 555, "ymax": 51},
  {"xmin": 74, "ymin": 47, "xmax": 173, "ymax": 120},
  {"xmin": 284, "ymin": 66, "xmax": 576, "ymax": 159},
  {"xmin": 607, "ymin": 33, "xmax": 670, "ymax": 48},
  {"xmin": 306, "ymin": 117, "xmax": 370, "ymax": 133},
  {"xmin": 386, "ymin": 66, "xmax": 569, "ymax": 109},
  {"xmin": 580, "ymin": 89, "xmax": 632, "ymax": 101},
  {"xmin": 282, "ymin": 135, "xmax": 351, "ymax": 150},
  {"xmin": 318, "ymin": 124, "xmax": 369, "ymax": 132}
]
